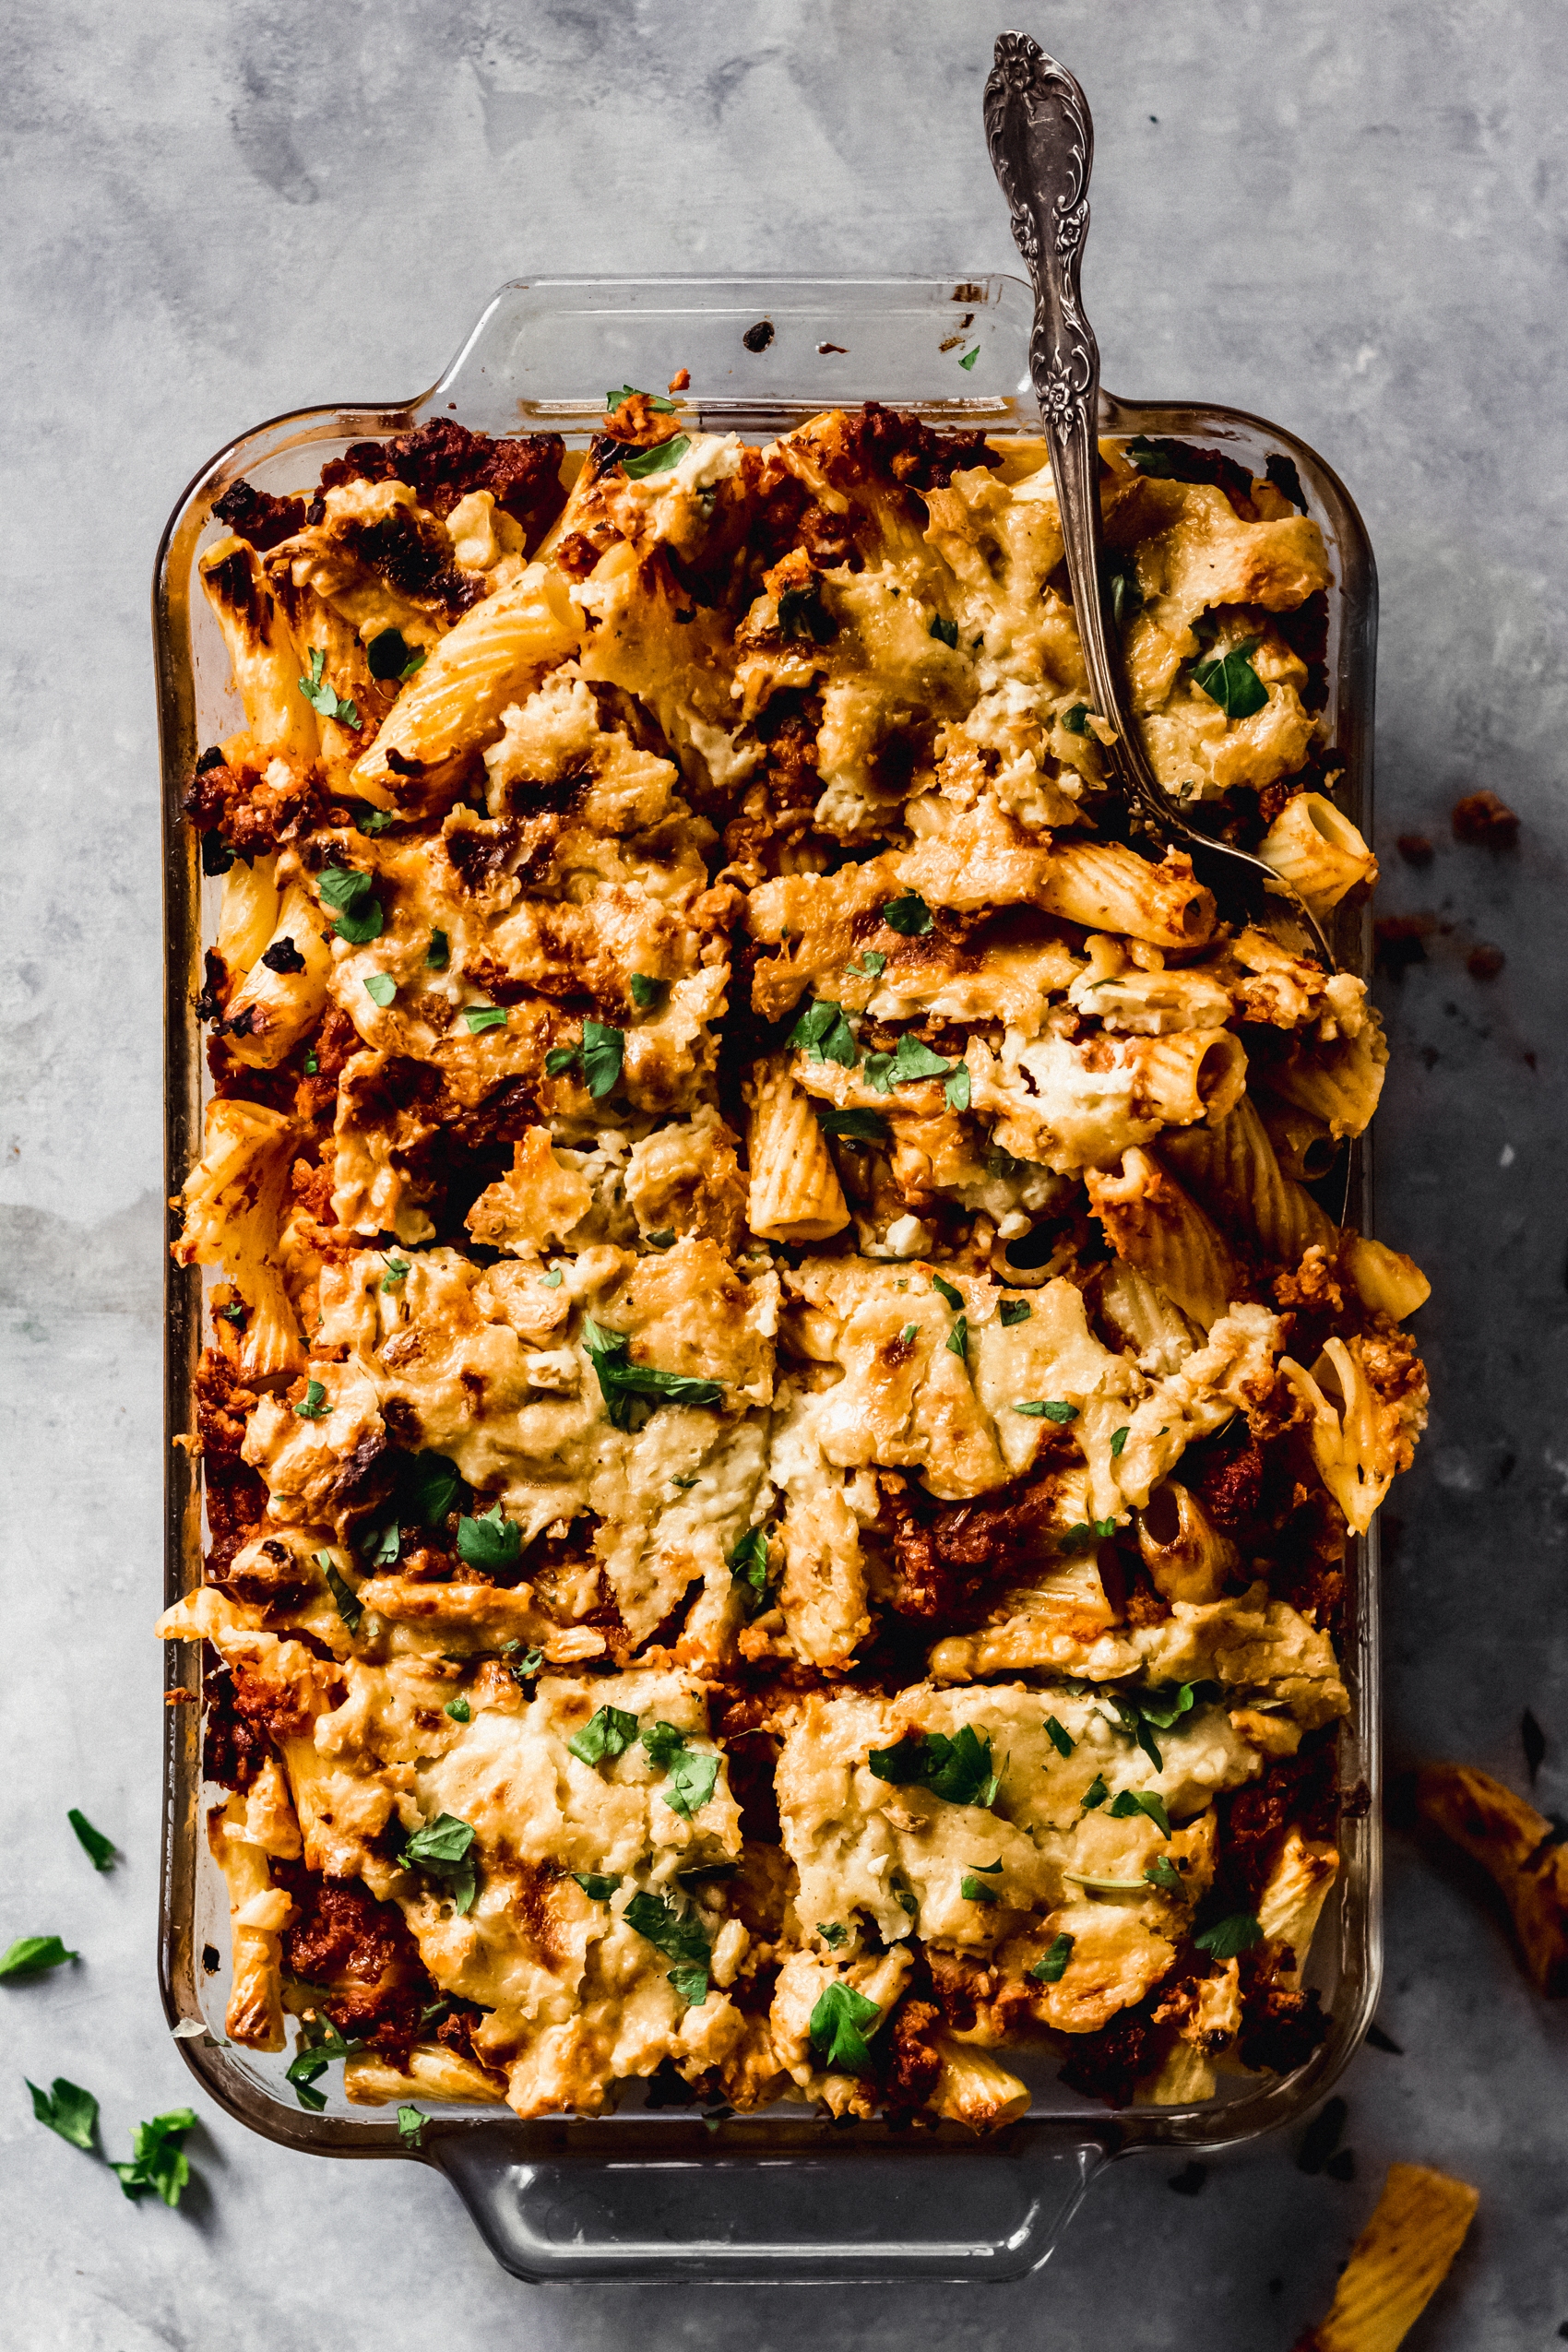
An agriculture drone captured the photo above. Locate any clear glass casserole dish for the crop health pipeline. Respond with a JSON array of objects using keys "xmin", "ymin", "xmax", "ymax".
[{"xmin": 154, "ymin": 273, "xmax": 1380, "ymax": 2284}]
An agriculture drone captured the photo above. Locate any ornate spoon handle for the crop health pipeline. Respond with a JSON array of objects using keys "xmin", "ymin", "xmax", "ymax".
[{"xmin": 983, "ymin": 32, "xmax": 1332, "ymax": 965}]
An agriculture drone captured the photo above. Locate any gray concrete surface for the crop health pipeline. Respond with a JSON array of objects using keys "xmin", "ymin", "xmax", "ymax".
[{"xmin": 4, "ymin": 1, "xmax": 1566, "ymax": 2344}]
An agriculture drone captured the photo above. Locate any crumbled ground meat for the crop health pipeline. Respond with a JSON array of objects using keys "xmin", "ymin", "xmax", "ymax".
[
  {"xmin": 279, "ymin": 1866, "xmax": 434, "ymax": 2067},
  {"xmin": 878, "ymin": 1466, "xmax": 1075, "ymax": 1623},
  {"xmin": 319, "ymin": 418, "xmax": 566, "ymax": 535},
  {"xmin": 1450, "ymin": 789, "xmax": 1518, "ymax": 848},
  {"xmin": 211, "ymin": 479, "xmax": 308, "ymax": 551},
  {"xmin": 1056, "ymin": 1996, "xmax": 1162, "ymax": 2106},
  {"xmin": 201, "ymin": 1648, "xmax": 273, "ymax": 1791},
  {"xmin": 882, "ymin": 1997, "xmax": 944, "ymax": 2114},
  {"xmin": 1216, "ymin": 1738, "xmax": 1339, "ymax": 1907},
  {"xmin": 184, "ymin": 754, "xmax": 328, "ymax": 857},
  {"xmin": 1236, "ymin": 1940, "xmax": 1328, "ymax": 2073}
]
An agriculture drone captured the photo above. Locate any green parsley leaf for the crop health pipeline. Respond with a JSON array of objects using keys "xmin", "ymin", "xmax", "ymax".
[
  {"xmin": 0, "ymin": 1935, "xmax": 78, "ymax": 1981},
  {"xmin": 619, "ymin": 433, "xmax": 691, "ymax": 480},
  {"xmin": 1043, "ymin": 1716, "xmax": 1075, "ymax": 1758},
  {"xmin": 629, "ymin": 972, "xmax": 659, "ymax": 1011},
  {"xmin": 899, "ymin": 1322, "xmax": 919, "ymax": 1344},
  {"xmin": 1108, "ymin": 1788, "xmax": 1170, "ymax": 1836},
  {"xmin": 729, "ymin": 1526, "xmax": 773, "ymax": 1621},
  {"xmin": 445, "ymin": 1697, "xmax": 471, "ymax": 1724},
  {"xmin": 67, "ymin": 1810, "xmax": 116, "ymax": 1871},
  {"xmin": 944, "ymin": 1064, "xmax": 971, "ymax": 1111},
  {"xmin": 844, "ymin": 949, "xmax": 886, "ymax": 979},
  {"xmin": 1013, "ymin": 1399, "xmax": 1077, "ymax": 1421},
  {"xmin": 381, "ymin": 1255, "xmax": 410, "ymax": 1290},
  {"xmin": 960, "ymin": 1872, "xmax": 1001, "ymax": 1906},
  {"xmin": 463, "ymin": 1005, "xmax": 508, "ymax": 1035},
  {"xmin": 807, "ymin": 1980, "xmax": 881, "ymax": 2072},
  {"xmin": 362, "ymin": 972, "xmax": 396, "ymax": 1008},
  {"xmin": 580, "ymin": 1316, "xmax": 723, "ymax": 1431},
  {"xmin": 644, "ymin": 1228, "xmax": 676, "ymax": 1251},
  {"xmin": 504, "ymin": 1645, "xmax": 544, "ymax": 1689},
  {"xmin": 317, "ymin": 865, "xmax": 383, "ymax": 944},
  {"xmin": 28, "ymin": 2076, "xmax": 99, "ymax": 2151},
  {"xmin": 606, "ymin": 385, "xmax": 677, "ymax": 415},
  {"xmin": 425, "ymin": 928, "xmax": 449, "ymax": 970},
  {"xmin": 303, "ymin": 1050, "xmax": 319, "ymax": 1074},
  {"xmin": 958, "ymin": 346, "xmax": 980, "ymax": 371},
  {"xmin": 640, "ymin": 1720, "xmax": 687, "ymax": 1769},
  {"xmin": 541, "ymin": 1267, "xmax": 564, "ymax": 1289},
  {"xmin": 1028, "ymin": 1933, "xmax": 1075, "ymax": 1984},
  {"xmin": 1061, "ymin": 703, "xmax": 1090, "ymax": 734},
  {"xmin": 218, "ymin": 1299, "xmax": 246, "ymax": 1325},
  {"xmin": 366, "ymin": 628, "xmax": 426, "ymax": 683},
  {"xmin": 885, "ymin": 1032, "xmax": 950, "ymax": 1085},
  {"xmin": 112, "ymin": 2108, "xmax": 198, "ymax": 2206},
  {"xmin": 777, "ymin": 579, "xmax": 838, "ymax": 645},
  {"xmin": 817, "ymin": 1921, "xmax": 849, "ymax": 1948},
  {"xmin": 403, "ymin": 1450, "xmax": 462, "ymax": 1526},
  {"xmin": 999, "ymin": 1298, "xmax": 1031, "ymax": 1327},
  {"xmin": 580, "ymin": 1019, "xmax": 624, "ymax": 1098},
  {"xmin": 786, "ymin": 997, "xmax": 858, "ymax": 1067},
  {"xmin": 1059, "ymin": 1517, "xmax": 1117, "ymax": 1550},
  {"xmin": 1110, "ymin": 1426, "xmax": 1130, "ymax": 1458},
  {"xmin": 663, "ymin": 1746, "xmax": 719, "ymax": 1823},
  {"xmin": 397, "ymin": 2103, "xmax": 425, "ymax": 2147},
  {"xmin": 671, "ymin": 1472, "xmax": 698, "ymax": 1489},
  {"xmin": 868, "ymin": 1725, "xmax": 1000, "ymax": 1810},
  {"xmin": 1145, "ymin": 1857, "xmax": 1184, "ymax": 1894},
  {"xmin": 931, "ymin": 1274, "xmax": 964, "ymax": 1311},
  {"xmin": 928, "ymin": 613, "xmax": 959, "ymax": 648},
  {"xmin": 1194, "ymin": 1911, "xmax": 1265, "ymax": 1960},
  {"xmin": 355, "ymin": 804, "xmax": 396, "ymax": 835},
  {"xmin": 1192, "ymin": 638, "xmax": 1267, "ymax": 721},
  {"xmin": 399, "ymin": 1813, "xmax": 478, "ymax": 1913},
  {"xmin": 883, "ymin": 893, "xmax": 933, "ymax": 936},
  {"xmin": 358, "ymin": 1522, "xmax": 400, "ymax": 1566},
  {"xmin": 815, "ymin": 1106, "xmax": 889, "ymax": 1145},
  {"xmin": 569, "ymin": 1705, "xmax": 640, "ymax": 1767},
  {"xmin": 1105, "ymin": 551, "xmax": 1144, "ymax": 629},
  {"xmin": 624, "ymin": 1890, "xmax": 711, "ymax": 2004},
  {"xmin": 457, "ymin": 1504, "xmax": 521, "ymax": 1572},
  {"xmin": 298, "ymin": 645, "xmax": 360, "ymax": 728},
  {"xmin": 286, "ymin": 2013, "xmax": 363, "ymax": 2108},
  {"xmin": 294, "ymin": 1378, "xmax": 329, "ymax": 1420},
  {"xmin": 318, "ymin": 1554, "xmax": 363, "ymax": 1634},
  {"xmin": 1109, "ymin": 1698, "xmax": 1166, "ymax": 1772},
  {"xmin": 573, "ymin": 1872, "xmax": 620, "ymax": 1899},
  {"xmin": 1080, "ymin": 1776, "xmax": 1109, "ymax": 1810},
  {"xmin": 945, "ymin": 1314, "xmax": 968, "ymax": 1359},
  {"xmin": 543, "ymin": 1044, "xmax": 579, "ymax": 1076}
]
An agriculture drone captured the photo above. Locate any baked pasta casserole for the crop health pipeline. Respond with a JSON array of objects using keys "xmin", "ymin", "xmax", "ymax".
[{"xmin": 163, "ymin": 394, "xmax": 1428, "ymax": 2130}]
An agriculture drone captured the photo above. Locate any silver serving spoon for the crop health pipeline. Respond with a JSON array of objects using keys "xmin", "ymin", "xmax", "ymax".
[{"xmin": 983, "ymin": 32, "xmax": 1335, "ymax": 967}]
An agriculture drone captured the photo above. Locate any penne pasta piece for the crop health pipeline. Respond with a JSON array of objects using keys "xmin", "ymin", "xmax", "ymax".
[
  {"xmin": 1344, "ymin": 1234, "xmax": 1431, "ymax": 1321},
  {"xmin": 172, "ymin": 1097, "xmax": 304, "ymax": 1378},
  {"xmin": 199, "ymin": 534, "xmax": 319, "ymax": 763},
  {"xmin": 1416, "ymin": 1764, "xmax": 1568, "ymax": 1995},
  {"xmin": 345, "ymin": 2044, "xmax": 510, "ymax": 2108},
  {"xmin": 1137, "ymin": 1479, "xmax": 1237, "ymax": 1605},
  {"xmin": 1291, "ymin": 2162, "xmax": 1478, "ymax": 2352},
  {"xmin": 1262, "ymin": 1101, "xmax": 1338, "ymax": 1183},
  {"xmin": 1258, "ymin": 791, "xmax": 1378, "ymax": 915},
  {"xmin": 1254, "ymin": 1828, "xmax": 1338, "ymax": 1981},
  {"xmin": 1145, "ymin": 2036, "xmax": 1217, "ymax": 2107},
  {"xmin": 1279, "ymin": 1336, "xmax": 1395, "ymax": 1534},
  {"xmin": 213, "ymin": 851, "xmax": 282, "ymax": 981},
  {"xmin": 745, "ymin": 1056, "xmax": 850, "ymax": 1242},
  {"xmin": 1035, "ymin": 841, "xmax": 1216, "ymax": 951},
  {"xmin": 1160, "ymin": 1091, "xmax": 1336, "ymax": 1268},
  {"xmin": 1086, "ymin": 1146, "xmax": 1244, "ymax": 1329},
  {"xmin": 222, "ymin": 880, "xmax": 334, "ymax": 1068},
  {"xmin": 207, "ymin": 1794, "xmax": 291, "ymax": 2050},
  {"xmin": 929, "ymin": 2033, "xmax": 1032, "ymax": 2132},
  {"xmin": 1261, "ymin": 1011, "xmax": 1388, "ymax": 1140}
]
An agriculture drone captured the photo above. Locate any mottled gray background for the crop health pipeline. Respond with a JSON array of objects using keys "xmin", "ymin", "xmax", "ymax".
[{"xmin": 4, "ymin": 0, "xmax": 1566, "ymax": 2344}]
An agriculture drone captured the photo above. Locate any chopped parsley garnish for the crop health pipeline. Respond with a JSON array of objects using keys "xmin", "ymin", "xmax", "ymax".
[
  {"xmin": 619, "ymin": 433, "xmax": 691, "ymax": 479},
  {"xmin": 899, "ymin": 1322, "xmax": 919, "ymax": 1344},
  {"xmin": 28, "ymin": 2076, "xmax": 99, "ymax": 2150},
  {"xmin": 303, "ymin": 1051, "xmax": 319, "ymax": 1074},
  {"xmin": 569, "ymin": 1705, "xmax": 640, "ymax": 1767},
  {"xmin": 543, "ymin": 1045, "xmax": 578, "ymax": 1076},
  {"xmin": 445, "ymin": 1697, "xmax": 471, "ymax": 1724},
  {"xmin": 777, "ymin": 579, "xmax": 838, "ymax": 645},
  {"xmin": 1061, "ymin": 703, "xmax": 1089, "ymax": 734},
  {"xmin": 729, "ymin": 1526, "xmax": 773, "ymax": 1620},
  {"xmin": 844, "ymin": 949, "xmax": 886, "ymax": 979},
  {"xmin": 541, "ymin": 1267, "xmax": 564, "ymax": 1289},
  {"xmin": 457, "ymin": 1504, "xmax": 521, "ymax": 1572},
  {"xmin": 606, "ymin": 384, "xmax": 676, "ymax": 415},
  {"xmin": 945, "ymin": 1315, "xmax": 968, "ymax": 1360},
  {"xmin": 1013, "ymin": 1399, "xmax": 1077, "ymax": 1421},
  {"xmin": 358, "ymin": 1522, "xmax": 399, "ymax": 1567},
  {"xmin": 1110, "ymin": 1426, "xmax": 1131, "ymax": 1458},
  {"xmin": 644, "ymin": 1228, "xmax": 676, "ymax": 1251},
  {"xmin": 1028, "ymin": 1933, "xmax": 1075, "ymax": 1984},
  {"xmin": 1060, "ymin": 1518, "xmax": 1117, "ymax": 1549},
  {"xmin": 960, "ymin": 1871, "xmax": 1001, "ymax": 1905},
  {"xmin": 316, "ymin": 865, "xmax": 383, "ymax": 944},
  {"xmin": 624, "ymin": 1890, "xmax": 711, "ymax": 2006},
  {"xmin": 403, "ymin": 1450, "xmax": 462, "ymax": 1526},
  {"xmin": 868, "ymin": 1725, "xmax": 1000, "ymax": 1810},
  {"xmin": 883, "ymin": 892, "xmax": 933, "ymax": 936},
  {"xmin": 1192, "ymin": 637, "xmax": 1267, "ymax": 720},
  {"xmin": 1080, "ymin": 1776, "xmax": 1109, "ymax": 1810},
  {"xmin": 67, "ymin": 1810, "xmax": 116, "ymax": 1871},
  {"xmin": 503, "ymin": 1644, "xmax": 544, "ymax": 1689},
  {"xmin": 366, "ymin": 627, "xmax": 427, "ymax": 683},
  {"xmin": 944, "ymin": 1064, "xmax": 971, "ymax": 1111},
  {"xmin": 957, "ymin": 346, "xmax": 979, "ymax": 371},
  {"xmin": 1043, "ymin": 1716, "xmax": 1075, "ymax": 1758},
  {"xmin": 396, "ymin": 2103, "xmax": 424, "ymax": 2148},
  {"xmin": 1105, "ymin": 550, "xmax": 1143, "ymax": 628},
  {"xmin": 318, "ymin": 1554, "xmax": 362, "ymax": 1633},
  {"xmin": 355, "ymin": 805, "xmax": 396, "ymax": 836},
  {"xmin": 629, "ymin": 973, "xmax": 659, "ymax": 1010},
  {"xmin": 362, "ymin": 972, "xmax": 396, "ymax": 1008},
  {"xmin": 816, "ymin": 1106, "xmax": 889, "ymax": 1145},
  {"xmin": 298, "ymin": 645, "xmax": 359, "ymax": 728},
  {"xmin": 551, "ymin": 1019, "xmax": 629, "ymax": 1096},
  {"xmin": 398, "ymin": 1813, "xmax": 478, "ymax": 1913},
  {"xmin": 573, "ymin": 1872, "xmax": 620, "ymax": 1900},
  {"xmin": 999, "ymin": 1299, "xmax": 1031, "ymax": 1327},
  {"xmin": 863, "ymin": 1032, "xmax": 952, "ymax": 1091},
  {"xmin": 381, "ymin": 1256, "xmax": 410, "ymax": 1290},
  {"xmin": 928, "ymin": 613, "xmax": 959, "ymax": 648},
  {"xmin": 638, "ymin": 1724, "xmax": 720, "ymax": 1821},
  {"xmin": 113, "ymin": 2108, "xmax": 198, "ymax": 2204},
  {"xmin": 1194, "ymin": 1911, "xmax": 1265, "ymax": 1959},
  {"xmin": 294, "ymin": 1379, "xmax": 328, "ymax": 1420},
  {"xmin": 817, "ymin": 1921, "xmax": 849, "ymax": 1948},
  {"xmin": 1, "ymin": 1935, "xmax": 78, "ymax": 1981},
  {"xmin": 1145, "ymin": 1857, "xmax": 1184, "ymax": 1894},
  {"xmin": 462, "ymin": 1004, "xmax": 508, "ymax": 1034},
  {"xmin": 218, "ymin": 1299, "xmax": 246, "ymax": 1324},
  {"xmin": 1107, "ymin": 1681, "xmax": 1218, "ymax": 1771},
  {"xmin": 931, "ymin": 1275, "xmax": 964, "ymax": 1311},
  {"xmin": 808, "ymin": 1980, "xmax": 881, "ymax": 2071},
  {"xmin": 1108, "ymin": 1788, "xmax": 1170, "ymax": 1836},
  {"xmin": 425, "ymin": 928, "xmax": 449, "ymax": 970},
  {"xmin": 287, "ymin": 2014, "xmax": 364, "ymax": 2110},
  {"xmin": 787, "ymin": 997, "xmax": 858, "ymax": 1067},
  {"xmin": 581, "ymin": 1316, "xmax": 723, "ymax": 1431}
]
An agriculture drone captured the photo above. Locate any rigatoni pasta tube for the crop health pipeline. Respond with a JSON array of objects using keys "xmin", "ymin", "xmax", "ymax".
[
  {"xmin": 1262, "ymin": 1100, "xmax": 1336, "ymax": 1182},
  {"xmin": 1136, "ymin": 1479, "xmax": 1236, "ymax": 1605},
  {"xmin": 214, "ymin": 852, "xmax": 282, "ymax": 982},
  {"xmin": 1035, "ymin": 842, "xmax": 1216, "ymax": 951},
  {"xmin": 200, "ymin": 534, "xmax": 320, "ymax": 764},
  {"xmin": 223, "ymin": 881, "xmax": 333, "ymax": 1069},
  {"xmin": 208, "ymin": 1796, "xmax": 289, "ymax": 2050},
  {"xmin": 1257, "ymin": 790, "xmax": 1378, "ymax": 914},
  {"xmin": 1260, "ymin": 1010, "xmax": 1388, "ymax": 1139},
  {"xmin": 1160, "ymin": 1091, "xmax": 1336, "ymax": 1267},
  {"xmin": 1085, "ymin": 1147, "xmax": 1244, "ymax": 1330},
  {"xmin": 929, "ymin": 2033, "xmax": 1031, "ymax": 2132},
  {"xmin": 745, "ymin": 1057, "xmax": 850, "ymax": 1242},
  {"xmin": 1293, "ymin": 2163, "xmax": 1478, "ymax": 2352},
  {"xmin": 345, "ymin": 2044, "xmax": 508, "ymax": 2107},
  {"xmin": 172, "ymin": 1097, "xmax": 304, "ymax": 1379},
  {"xmin": 352, "ymin": 561, "xmax": 578, "ymax": 812}
]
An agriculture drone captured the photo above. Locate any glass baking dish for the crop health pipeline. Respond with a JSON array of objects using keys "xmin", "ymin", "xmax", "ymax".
[{"xmin": 154, "ymin": 274, "xmax": 1380, "ymax": 2285}]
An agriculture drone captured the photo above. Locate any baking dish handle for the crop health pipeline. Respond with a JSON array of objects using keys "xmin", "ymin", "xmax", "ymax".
[{"xmin": 430, "ymin": 2124, "xmax": 1109, "ymax": 2285}]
